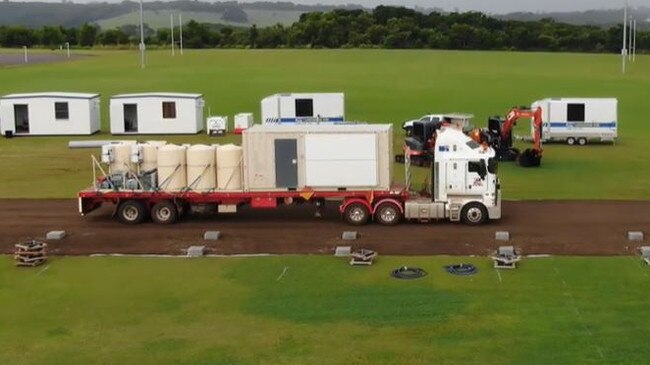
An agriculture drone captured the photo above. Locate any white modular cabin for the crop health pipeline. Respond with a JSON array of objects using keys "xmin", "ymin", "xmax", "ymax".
[
  {"xmin": 0, "ymin": 92, "xmax": 100, "ymax": 136},
  {"xmin": 242, "ymin": 124, "xmax": 392, "ymax": 192},
  {"xmin": 532, "ymin": 98, "xmax": 618, "ymax": 144},
  {"xmin": 110, "ymin": 93, "xmax": 204, "ymax": 135},
  {"xmin": 261, "ymin": 93, "xmax": 345, "ymax": 124}
]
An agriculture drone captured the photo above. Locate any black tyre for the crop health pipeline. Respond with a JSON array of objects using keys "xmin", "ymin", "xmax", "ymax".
[
  {"xmin": 344, "ymin": 203, "xmax": 370, "ymax": 226},
  {"xmin": 578, "ymin": 137, "xmax": 587, "ymax": 146},
  {"xmin": 374, "ymin": 203, "xmax": 402, "ymax": 226},
  {"xmin": 460, "ymin": 202, "xmax": 488, "ymax": 226},
  {"xmin": 566, "ymin": 137, "xmax": 576, "ymax": 145},
  {"xmin": 117, "ymin": 200, "xmax": 147, "ymax": 225},
  {"xmin": 151, "ymin": 200, "xmax": 179, "ymax": 225}
]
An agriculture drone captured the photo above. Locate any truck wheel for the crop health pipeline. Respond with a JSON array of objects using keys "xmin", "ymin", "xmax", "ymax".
[
  {"xmin": 566, "ymin": 137, "xmax": 576, "ymax": 145},
  {"xmin": 151, "ymin": 201, "xmax": 178, "ymax": 225},
  {"xmin": 374, "ymin": 203, "xmax": 402, "ymax": 226},
  {"xmin": 461, "ymin": 202, "xmax": 488, "ymax": 226},
  {"xmin": 578, "ymin": 137, "xmax": 587, "ymax": 146},
  {"xmin": 117, "ymin": 200, "xmax": 147, "ymax": 225},
  {"xmin": 344, "ymin": 203, "xmax": 370, "ymax": 226}
]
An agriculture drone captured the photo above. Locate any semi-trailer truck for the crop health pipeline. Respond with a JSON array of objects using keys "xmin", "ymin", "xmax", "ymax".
[{"xmin": 78, "ymin": 124, "xmax": 501, "ymax": 226}]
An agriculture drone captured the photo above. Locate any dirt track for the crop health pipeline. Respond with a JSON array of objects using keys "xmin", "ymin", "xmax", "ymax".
[{"xmin": 0, "ymin": 199, "xmax": 648, "ymax": 256}]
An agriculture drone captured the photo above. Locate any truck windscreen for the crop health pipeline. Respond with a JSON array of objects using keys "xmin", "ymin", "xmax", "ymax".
[{"xmin": 488, "ymin": 158, "xmax": 498, "ymax": 174}]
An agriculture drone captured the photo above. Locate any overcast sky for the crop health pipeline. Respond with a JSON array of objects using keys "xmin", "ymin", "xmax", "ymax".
[{"xmin": 19, "ymin": 0, "xmax": 647, "ymax": 14}]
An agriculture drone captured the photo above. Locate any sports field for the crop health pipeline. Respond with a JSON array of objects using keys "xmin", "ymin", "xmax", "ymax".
[
  {"xmin": 1, "ymin": 255, "xmax": 649, "ymax": 364},
  {"xmin": 1, "ymin": 49, "xmax": 649, "ymax": 364},
  {"xmin": 0, "ymin": 49, "xmax": 649, "ymax": 199}
]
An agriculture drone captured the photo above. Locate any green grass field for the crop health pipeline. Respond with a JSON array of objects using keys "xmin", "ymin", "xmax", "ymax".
[
  {"xmin": 1, "ymin": 255, "xmax": 649, "ymax": 364},
  {"xmin": 0, "ymin": 49, "xmax": 649, "ymax": 199}
]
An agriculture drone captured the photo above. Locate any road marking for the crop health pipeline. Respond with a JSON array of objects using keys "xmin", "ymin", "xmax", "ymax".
[{"xmin": 276, "ymin": 266, "xmax": 289, "ymax": 281}]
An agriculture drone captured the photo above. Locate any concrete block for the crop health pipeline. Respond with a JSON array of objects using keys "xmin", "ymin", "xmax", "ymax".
[
  {"xmin": 628, "ymin": 231, "xmax": 644, "ymax": 242},
  {"xmin": 495, "ymin": 231, "xmax": 510, "ymax": 241},
  {"xmin": 334, "ymin": 246, "xmax": 352, "ymax": 257},
  {"xmin": 342, "ymin": 231, "xmax": 358, "ymax": 241},
  {"xmin": 187, "ymin": 245, "xmax": 206, "ymax": 258},
  {"xmin": 46, "ymin": 231, "xmax": 66, "ymax": 240},
  {"xmin": 203, "ymin": 231, "xmax": 221, "ymax": 241}
]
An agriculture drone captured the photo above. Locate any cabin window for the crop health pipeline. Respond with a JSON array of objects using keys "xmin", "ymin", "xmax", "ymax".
[
  {"xmin": 295, "ymin": 99, "xmax": 314, "ymax": 117},
  {"xmin": 567, "ymin": 103, "xmax": 585, "ymax": 122},
  {"xmin": 55, "ymin": 102, "xmax": 69, "ymax": 120},
  {"xmin": 162, "ymin": 102, "xmax": 176, "ymax": 119}
]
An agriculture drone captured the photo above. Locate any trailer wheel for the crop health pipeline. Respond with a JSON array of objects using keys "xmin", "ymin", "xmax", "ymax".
[
  {"xmin": 344, "ymin": 203, "xmax": 370, "ymax": 226},
  {"xmin": 374, "ymin": 203, "xmax": 402, "ymax": 226},
  {"xmin": 566, "ymin": 137, "xmax": 576, "ymax": 145},
  {"xmin": 461, "ymin": 202, "xmax": 488, "ymax": 226},
  {"xmin": 117, "ymin": 200, "xmax": 147, "ymax": 225},
  {"xmin": 151, "ymin": 201, "xmax": 178, "ymax": 225},
  {"xmin": 578, "ymin": 137, "xmax": 588, "ymax": 146}
]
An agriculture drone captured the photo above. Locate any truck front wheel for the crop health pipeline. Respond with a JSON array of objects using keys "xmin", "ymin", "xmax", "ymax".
[
  {"xmin": 461, "ymin": 202, "xmax": 488, "ymax": 226},
  {"xmin": 151, "ymin": 200, "xmax": 178, "ymax": 225},
  {"xmin": 374, "ymin": 203, "xmax": 402, "ymax": 226},
  {"xmin": 117, "ymin": 200, "xmax": 148, "ymax": 225},
  {"xmin": 344, "ymin": 203, "xmax": 370, "ymax": 226}
]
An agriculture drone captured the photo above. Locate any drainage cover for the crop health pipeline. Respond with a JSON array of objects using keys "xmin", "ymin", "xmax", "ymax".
[
  {"xmin": 391, "ymin": 266, "xmax": 427, "ymax": 279},
  {"xmin": 444, "ymin": 263, "xmax": 478, "ymax": 276}
]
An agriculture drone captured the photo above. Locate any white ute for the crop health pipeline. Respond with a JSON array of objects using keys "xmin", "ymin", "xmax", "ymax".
[{"xmin": 402, "ymin": 113, "xmax": 474, "ymax": 136}]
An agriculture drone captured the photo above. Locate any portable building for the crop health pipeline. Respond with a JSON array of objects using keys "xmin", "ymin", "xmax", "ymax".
[
  {"xmin": 531, "ymin": 98, "xmax": 618, "ymax": 144},
  {"xmin": 0, "ymin": 92, "xmax": 100, "ymax": 136},
  {"xmin": 110, "ymin": 93, "xmax": 204, "ymax": 135},
  {"xmin": 242, "ymin": 124, "xmax": 392, "ymax": 192},
  {"xmin": 261, "ymin": 93, "xmax": 345, "ymax": 124}
]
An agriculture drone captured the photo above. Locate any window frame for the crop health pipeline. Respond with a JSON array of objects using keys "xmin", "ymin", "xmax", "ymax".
[
  {"xmin": 567, "ymin": 103, "xmax": 585, "ymax": 122},
  {"xmin": 54, "ymin": 102, "xmax": 69, "ymax": 120},
  {"xmin": 162, "ymin": 101, "xmax": 177, "ymax": 119}
]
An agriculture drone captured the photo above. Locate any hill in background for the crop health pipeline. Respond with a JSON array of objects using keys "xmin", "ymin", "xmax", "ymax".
[{"xmin": 0, "ymin": 1, "xmax": 648, "ymax": 30}]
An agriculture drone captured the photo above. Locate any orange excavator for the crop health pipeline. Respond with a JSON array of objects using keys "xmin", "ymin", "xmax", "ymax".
[{"xmin": 471, "ymin": 106, "xmax": 544, "ymax": 167}]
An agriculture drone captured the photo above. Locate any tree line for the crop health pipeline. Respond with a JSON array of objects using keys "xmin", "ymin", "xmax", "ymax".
[{"xmin": 1, "ymin": 6, "xmax": 648, "ymax": 53}]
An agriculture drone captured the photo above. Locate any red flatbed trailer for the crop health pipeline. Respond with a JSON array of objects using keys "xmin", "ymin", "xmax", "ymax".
[{"xmin": 78, "ymin": 186, "xmax": 411, "ymax": 226}]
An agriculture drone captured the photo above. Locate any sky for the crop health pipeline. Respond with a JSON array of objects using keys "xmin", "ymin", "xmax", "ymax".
[{"xmin": 18, "ymin": 0, "xmax": 648, "ymax": 15}]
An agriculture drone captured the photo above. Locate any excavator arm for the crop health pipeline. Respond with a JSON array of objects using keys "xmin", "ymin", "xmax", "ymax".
[{"xmin": 501, "ymin": 106, "xmax": 543, "ymax": 167}]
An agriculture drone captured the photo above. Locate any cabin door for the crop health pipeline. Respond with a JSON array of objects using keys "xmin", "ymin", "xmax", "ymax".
[
  {"xmin": 14, "ymin": 104, "xmax": 29, "ymax": 133},
  {"xmin": 274, "ymin": 139, "xmax": 298, "ymax": 188},
  {"xmin": 123, "ymin": 104, "xmax": 138, "ymax": 132}
]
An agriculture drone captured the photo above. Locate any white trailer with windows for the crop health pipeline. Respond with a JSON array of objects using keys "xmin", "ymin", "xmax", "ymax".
[
  {"xmin": 110, "ymin": 93, "xmax": 204, "ymax": 135},
  {"xmin": 532, "ymin": 98, "xmax": 618, "ymax": 145},
  {"xmin": 0, "ymin": 92, "xmax": 100, "ymax": 136},
  {"xmin": 261, "ymin": 93, "xmax": 345, "ymax": 124}
]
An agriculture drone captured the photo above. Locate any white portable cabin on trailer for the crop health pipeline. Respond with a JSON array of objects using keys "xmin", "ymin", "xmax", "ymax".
[
  {"xmin": 110, "ymin": 93, "xmax": 204, "ymax": 135},
  {"xmin": 0, "ymin": 92, "xmax": 100, "ymax": 136},
  {"xmin": 261, "ymin": 93, "xmax": 345, "ymax": 124},
  {"xmin": 532, "ymin": 98, "xmax": 618, "ymax": 144},
  {"xmin": 242, "ymin": 124, "xmax": 392, "ymax": 192}
]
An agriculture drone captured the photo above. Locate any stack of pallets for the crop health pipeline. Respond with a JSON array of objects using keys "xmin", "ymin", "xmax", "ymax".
[{"xmin": 14, "ymin": 240, "xmax": 48, "ymax": 267}]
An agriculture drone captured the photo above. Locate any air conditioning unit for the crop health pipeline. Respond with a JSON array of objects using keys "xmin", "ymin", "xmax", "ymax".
[{"xmin": 207, "ymin": 116, "xmax": 228, "ymax": 136}]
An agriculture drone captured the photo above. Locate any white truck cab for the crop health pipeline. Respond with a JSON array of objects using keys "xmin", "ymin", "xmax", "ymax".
[{"xmin": 403, "ymin": 126, "xmax": 501, "ymax": 225}]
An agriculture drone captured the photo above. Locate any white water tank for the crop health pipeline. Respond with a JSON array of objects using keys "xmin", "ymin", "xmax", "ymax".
[
  {"xmin": 187, "ymin": 144, "xmax": 217, "ymax": 191},
  {"xmin": 110, "ymin": 143, "xmax": 135, "ymax": 173},
  {"xmin": 157, "ymin": 144, "xmax": 187, "ymax": 191},
  {"xmin": 140, "ymin": 141, "xmax": 166, "ymax": 172},
  {"xmin": 216, "ymin": 144, "xmax": 243, "ymax": 190}
]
